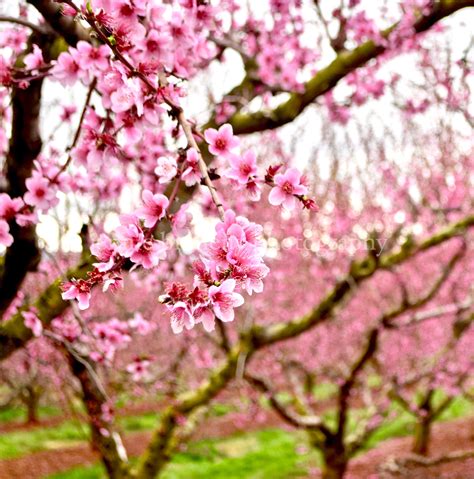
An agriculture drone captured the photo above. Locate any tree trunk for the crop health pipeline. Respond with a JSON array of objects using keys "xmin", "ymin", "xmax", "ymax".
[
  {"xmin": 412, "ymin": 417, "xmax": 431, "ymax": 456},
  {"xmin": 321, "ymin": 461, "xmax": 347, "ymax": 479},
  {"xmin": 321, "ymin": 448, "xmax": 348, "ymax": 479},
  {"xmin": 26, "ymin": 391, "xmax": 39, "ymax": 424},
  {"xmin": 22, "ymin": 386, "xmax": 41, "ymax": 425}
]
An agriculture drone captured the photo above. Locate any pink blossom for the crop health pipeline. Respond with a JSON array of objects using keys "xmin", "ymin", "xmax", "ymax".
[
  {"xmin": 126, "ymin": 358, "xmax": 151, "ymax": 381},
  {"xmin": 208, "ymin": 279, "xmax": 244, "ymax": 323},
  {"xmin": 61, "ymin": 280, "xmax": 91, "ymax": 310},
  {"xmin": 154, "ymin": 156, "xmax": 177, "ymax": 184},
  {"xmin": 76, "ymin": 41, "xmax": 110, "ymax": 71},
  {"xmin": 136, "ymin": 190, "xmax": 169, "ymax": 228},
  {"xmin": 204, "ymin": 124, "xmax": 239, "ymax": 157},
  {"xmin": 181, "ymin": 148, "xmax": 201, "ymax": 186},
  {"xmin": 116, "ymin": 215, "xmax": 145, "ymax": 258},
  {"xmin": 52, "ymin": 52, "xmax": 80, "ymax": 85},
  {"xmin": 60, "ymin": 105, "xmax": 77, "ymax": 122},
  {"xmin": 102, "ymin": 274, "xmax": 123, "ymax": 293},
  {"xmin": 246, "ymin": 179, "xmax": 262, "ymax": 202},
  {"xmin": 110, "ymin": 77, "xmax": 143, "ymax": 115},
  {"xmin": 170, "ymin": 302, "xmax": 195, "ymax": 334},
  {"xmin": 225, "ymin": 150, "xmax": 258, "ymax": 185},
  {"xmin": 268, "ymin": 167, "xmax": 308, "ymax": 210},
  {"xmin": 23, "ymin": 44, "xmax": 44, "ymax": 70},
  {"xmin": 0, "ymin": 193, "xmax": 23, "ymax": 220},
  {"xmin": 91, "ymin": 234, "xmax": 117, "ymax": 272},
  {"xmin": 24, "ymin": 174, "xmax": 58, "ymax": 211},
  {"xmin": 130, "ymin": 238, "xmax": 167, "ymax": 269},
  {"xmin": 193, "ymin": 305, "xmax": 215, "ymax": 332},
  {"xmin": 171, "ymin": 204, "xmax": 192, "ymax": 237},
  {"xmin": 0, "ymin": 220, "xmax": 13, "ymax": 247},
  {"xmin": 22, "ymin": 310, "xmax": 43, "ymax": 337}
]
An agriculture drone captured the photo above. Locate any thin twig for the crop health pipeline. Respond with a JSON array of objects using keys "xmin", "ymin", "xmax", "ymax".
[
  {"xmin": 51, "ymin": 78, "xmax": 97, "ymax": 181},
  {"xmin": 0, "ymin": 16, "xmax": 46, "ymax": 35}
]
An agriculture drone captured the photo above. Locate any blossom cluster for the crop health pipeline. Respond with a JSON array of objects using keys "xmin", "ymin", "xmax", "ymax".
[
  {"xmin": 204, "ymin": 124, "xmax": 317, "ymax": 211},
  {"xmin": 61, "ymin": 190, "xmax": 171, "ymax": 309},
  {"xmin": 161, "ymin": 210, "xmax": 270, "ymax": 334}
]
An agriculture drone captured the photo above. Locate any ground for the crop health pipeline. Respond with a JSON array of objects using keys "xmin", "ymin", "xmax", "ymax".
[{"xmin": 0, "ymin": 402, "xmax": 473, "ymax": 478}]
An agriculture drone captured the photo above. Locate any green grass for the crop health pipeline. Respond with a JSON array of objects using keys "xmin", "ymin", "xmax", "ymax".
[
  {"xmin": 0, "ymin": 419, "xmax": 88, "ymax": 459},
  {"xmin": 0, "ymin": 402, "xmax": 236, "ymax": 460},
  {"xmin": 0, "ymin": 412, "xmax": 159, "ymax": 459},
  {"xmin": 117, "ymin": 411, "xmax": 160, "ymax": 432},
  {"xmin": 0, "ymin": 404, "xmax": 61, "ymax": 423}
]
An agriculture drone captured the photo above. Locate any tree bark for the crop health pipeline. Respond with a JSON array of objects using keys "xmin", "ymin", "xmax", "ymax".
[
  {"xmin": 321, "ymin": 450, "xmax": 348, "ymax": 479},
  {"xmin": 412, "ymin": 417, "xmax": 432, "ymax": 456},
  {"xmin": 23, "ymin": 386, "xmax": 41, "ymax": 424},
  {"xmin": 67, "ymin": 352, "xmax": 129, "ymax": 479}
]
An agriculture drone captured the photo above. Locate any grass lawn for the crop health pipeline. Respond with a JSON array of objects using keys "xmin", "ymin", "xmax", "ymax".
[
  {"xmin": 46, "ymin": 428, "xmax": 316, "ymax": 479},
  {"xmin": 0, "ymin": 405, "xmax": 61, "ymax": 424},
  {"xmin": 0, "ymin": 404, "xmax": 230, "ymax": 459}
]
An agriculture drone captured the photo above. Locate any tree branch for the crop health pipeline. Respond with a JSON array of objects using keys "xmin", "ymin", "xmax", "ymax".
[
  {"xmin": 26, "ymin": 0, "xmax": 90, "ymax": 46},
  {"xmin": 228, "ymin": 0, "xmax": 474, "ymax": 134},
  {"xmin": 0, "ymin": 16, "xmax": 46, "ymax": 35}
]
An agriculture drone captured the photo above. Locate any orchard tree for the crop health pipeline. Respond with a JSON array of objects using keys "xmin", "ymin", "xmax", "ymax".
[
  {"xmin": 245, "ymin": 241, "xmax": 472, "ymax": 478},
  {"xmin": 0, "ymin": 1, "xmax": 473, "ymax": 479}
]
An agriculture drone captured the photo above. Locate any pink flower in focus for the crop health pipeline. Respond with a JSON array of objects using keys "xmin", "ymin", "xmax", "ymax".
[
  {"xmin": 52, "ymin": 52, "xmax": 80, "ymax": 85},
  {"xmin": 91, "ymin": 234, "xmax": 117, "ymax": 272},
  {"xmin": 102, "ymin": 275, "xmax": 123, "ymax": 293},
  {"xmin": 61, "ymin": 280, "xmax": 91, "ymax": 310},
  {"xmin": 208, "ymin": 279, "xmax": 244, "ymax": 323},
  {"xmin": 116, "ymin": 215, "xmax": 145, "ymax": 258},
  {"xmin": 170, "ymin": 302, "xmax": 194, "ymax": 334},
  {"xmin": 268, "ymin": 167, "xmax": 307, "ymax": 210},
  {"xmin": 76, "ymin": 41, "xmax": 110, "ymax": 71},
  {"xmin": 136, "ymin": 190, "xmax": 169, "ymax": 228},
  {"xmin": 130, "ymin": 238, "xmax": 167, "ymax": 269},
  {"xmin": 204, "ymin": 124, "xmax": 239, "ymax": 157},
  {"xmin": 110, "ymin": 77, "xmax": 143, "ymax": 114},
  {"xmin": 193, "ymin": 305, "xmax": 215, "ymax": 332},
  {"xmin": 0, "ymin": 220, "xmax": 13, "ymax": 247}
]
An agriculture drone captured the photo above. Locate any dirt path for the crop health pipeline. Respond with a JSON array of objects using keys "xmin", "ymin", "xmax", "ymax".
[
  {"xmin": 347, "ymin": 415, "xmax": 474, "ymax": 479},
  {"xmin": 0, "ymin": 414, "xmax": 473, "ymax": 478}
]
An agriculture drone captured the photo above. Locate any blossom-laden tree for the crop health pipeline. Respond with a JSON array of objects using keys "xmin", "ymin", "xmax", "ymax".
[{"xmin": 0, "ymin": 1, "xmax": 473, "ymax": 478}]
